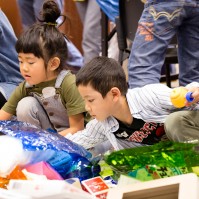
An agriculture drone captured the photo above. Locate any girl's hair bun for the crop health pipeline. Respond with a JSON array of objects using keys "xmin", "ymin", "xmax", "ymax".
[{"xmin": 40, "ymin": 0, "xmax": 61, "ymax": 23}]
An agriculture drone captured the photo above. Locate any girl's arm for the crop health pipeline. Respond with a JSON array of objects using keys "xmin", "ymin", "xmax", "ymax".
[
  {"xmin": 0, "ymin": 109, "xmax": 13, "ymax": 120},
  {"xmin": 59, "ymin": 113, "xmax": 84, "ymax": 136}
]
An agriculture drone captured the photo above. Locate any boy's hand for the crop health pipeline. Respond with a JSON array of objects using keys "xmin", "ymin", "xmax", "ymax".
[{"xmin": 185, "ymin": 87, "xmax": 199, "ymax": 106}]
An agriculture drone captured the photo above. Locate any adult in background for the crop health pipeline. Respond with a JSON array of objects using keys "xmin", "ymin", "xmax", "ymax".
[
  {"xmin": 0, "ymin": 8, "xmax": 23, "ymax": 108},
  {"xmin": 74, "ymin": 0, "xmax": 101, "ymax": 64},
  {"xmin": 128, "ymin": 0, "xmax": 199, "ymax": 88}
]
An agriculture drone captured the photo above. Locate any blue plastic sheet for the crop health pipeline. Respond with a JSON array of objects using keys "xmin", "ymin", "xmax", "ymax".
[
  {"xmin": 0, "ymin": 120, "xmax": 90, "ymax": 157},
  {"xmin": 0, "ymin": 120, "xmax": 100, "ymax": 180}
]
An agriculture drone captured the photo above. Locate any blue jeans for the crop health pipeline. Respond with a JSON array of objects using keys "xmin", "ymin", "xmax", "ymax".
[
  {"xmin": 128, "ymin": 0, "xmax": 199, "ymax": 88},
  {"xmin": 0, "ymin": 10, "xmax": 23, "ymax": 99}
]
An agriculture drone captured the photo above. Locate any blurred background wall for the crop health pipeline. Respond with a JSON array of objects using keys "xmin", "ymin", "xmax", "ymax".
[{"xmin": 0, "ymin": 0, "xmax": 83, "ymax": 53}]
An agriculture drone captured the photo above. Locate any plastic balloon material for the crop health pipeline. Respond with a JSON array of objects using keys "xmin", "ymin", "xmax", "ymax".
[{"xmin": 0, "ymin": 120, "xmax": 100, "ymax": 181}]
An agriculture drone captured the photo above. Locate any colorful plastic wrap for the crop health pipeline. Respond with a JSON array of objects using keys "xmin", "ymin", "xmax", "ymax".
[
  {"xmin": 0, "ymin": 120, "xmax": 99, "ymax": 180},
  {"xmin": 0, "ymin": 166, "xmax": 27, "ymax": 189},
  {"xmin": 127, "ymin": 165, "xmax": 189, "ymax": 181},
  {"xmin": 104, "ymin": 141, "xmax": 199, "ymax": 180},
  {"xmin": 0, "ymin": 120, "xmax": 90, "ymax": 158}
]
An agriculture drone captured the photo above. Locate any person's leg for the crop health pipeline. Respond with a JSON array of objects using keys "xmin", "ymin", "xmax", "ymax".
[
  {"xmin": 0, "ymin": 10, "xmax": 23, "ymax": 107},
  {"xmin": 0, "ymin": 83, "xmax": 18, "ymax": 101},
  {"xmin": 55, "ymin": 0, "xmax": 64, "ymax": 12},
  {"xmin": 75, "ymin": 1, "xmax": 88, "ymax": 23},
  {"xmin": 65, "ymin": 39, "xmax": 83, "ymax": 71},
  {"xmin": 177, "ymin": 2, "xmax": 199, "ymax": 86},
  {"xmin": 128, "ymin": 1, "xmax": 180, "ymax": 88},
  {"xmin": 82, "ymin": 0, "xmax": 101, "ymax": 63},
  {"xmin": 0, "ymin": 10, "xmax": 23, "ymax": 87},
  {"xmin": 164, "ymin": 111, "xmax": 199, "ymax": 143},
  {"xmin": 16, "ymin": 97, "xmax": 54, "ymax": 130},
  {"xmin": 17, "ymin": 0, "xmax": 36, "ymax": 29},
  {"xmin": 76, "ymin": 0, "xmax": 101, "ymax": 64},
  {"xmin": 33, "ymin": 0, "xmax": 44, "ymax": 20}
]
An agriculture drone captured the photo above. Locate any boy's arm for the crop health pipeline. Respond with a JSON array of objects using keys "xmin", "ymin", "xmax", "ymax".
[
  {"xmin": 65, "ymin": 119, "xmax": 107, "ymax": 150},
  {"xmin": 132, "ymin": 83, "xmax": 173, "ymax": 108},
  {"xmin": 150, "ymin": 82, "xmax": 199, "ymax": 109},
  {"xmin": 0, "ymin": 109, "xmax": 12, "ymax": 120},
  {"xmin": 185, "ymin": 82, "xmax": 199, "ymax": 88}
]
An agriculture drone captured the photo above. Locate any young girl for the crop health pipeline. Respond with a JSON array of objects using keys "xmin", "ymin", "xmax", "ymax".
[{"xmin": 0, "ymin": 0, "xmax": 86, "ymax": 136}]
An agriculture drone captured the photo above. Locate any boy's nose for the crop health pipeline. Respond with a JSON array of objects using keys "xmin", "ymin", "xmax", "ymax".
[{"xmin": 85, "ymin": 104, "xmax": 91, "ymax": 112}]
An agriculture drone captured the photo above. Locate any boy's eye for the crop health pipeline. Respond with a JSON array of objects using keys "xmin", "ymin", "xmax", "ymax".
[
  {"xmin": 88, "ymin": 99, "xmax": 94, "ymax": 103},
  {"xmin": 28, "ymin": 62, "xmax": 35, "ymax": 65}
]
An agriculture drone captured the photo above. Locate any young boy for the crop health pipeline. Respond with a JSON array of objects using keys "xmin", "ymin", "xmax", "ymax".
[{"xmin": 66, "ymin": 56, "xmax": 199, "ymax": 152}]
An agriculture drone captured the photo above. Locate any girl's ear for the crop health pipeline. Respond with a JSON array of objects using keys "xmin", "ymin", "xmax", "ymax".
[{"xmin": 48, "ymin": 57, "xmax": 60, "ymax": 71}]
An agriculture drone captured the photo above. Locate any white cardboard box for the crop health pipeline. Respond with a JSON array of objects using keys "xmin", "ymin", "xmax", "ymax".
[
  {"xmin": 3, "ymin": 180, "xmax": 93, "ymax": 199},
  {"xmin": 107, "ymin": 173, "xmax": 199, "ymax": 199}
]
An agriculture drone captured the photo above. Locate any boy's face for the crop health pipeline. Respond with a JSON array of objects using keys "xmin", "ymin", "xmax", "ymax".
[{"xmin": 78, "ymin": 85, "xmax": 114, "ymax": 121}]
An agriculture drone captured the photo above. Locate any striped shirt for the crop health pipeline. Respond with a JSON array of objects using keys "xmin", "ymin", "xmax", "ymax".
[{"xmin": 66, "ymin": 83, "xmax": 199, "ymax": 150}]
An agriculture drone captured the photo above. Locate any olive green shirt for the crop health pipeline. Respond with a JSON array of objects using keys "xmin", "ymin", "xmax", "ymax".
[{"xmin": 2, "ymin": 72, "xmax": 86, "ymax": 116}]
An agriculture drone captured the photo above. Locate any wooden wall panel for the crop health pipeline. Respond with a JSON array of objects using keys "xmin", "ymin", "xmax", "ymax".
[
  {"xmin": 63, "ymin": 1, "xmax": 83, "ymax": 53},
  {"xmin": 0, "ymin": 0, "xmax": 23, "ymax": 37}
]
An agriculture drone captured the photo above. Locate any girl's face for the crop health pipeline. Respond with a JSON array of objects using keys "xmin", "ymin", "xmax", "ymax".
[{"xmin": 18, "ymin": 53, "xmax": 56, "ymax": 85}]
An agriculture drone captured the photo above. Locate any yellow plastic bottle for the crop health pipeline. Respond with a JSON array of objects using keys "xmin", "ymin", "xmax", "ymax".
[{"xmin": 170, "ymin": 87, "xmax": 194, "ymax": 108}]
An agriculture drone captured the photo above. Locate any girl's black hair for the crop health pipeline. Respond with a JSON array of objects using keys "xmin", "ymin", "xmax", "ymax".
[{"xmin": 16, "ymin": 0, "xmax": 68, "ymax": 71}]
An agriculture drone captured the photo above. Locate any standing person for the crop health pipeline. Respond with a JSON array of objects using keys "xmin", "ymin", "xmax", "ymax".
[
  {"xmin": 17, "ymin": 0, "xmax": 84, "ymax": 72},
  {"xmin": 128, "ymin": 0, "xmax": 199, "ymax": 88},
  {"xmin": 0, "ymin": 0, "xmax": 87, "ymax": 136},
  {"xmin": 65, "ymin": 56, "xmax": 199, "ymax": 152},
  {"xmin": 0, "ymin": 8, "xmax": 23, "ymax": 108},
  {"xmin": 74, "ymin": 0, "xmax": 101, "ymax": 64}
]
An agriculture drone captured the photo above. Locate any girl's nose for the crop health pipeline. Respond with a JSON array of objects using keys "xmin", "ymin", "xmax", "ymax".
[{"xmin": 21, "ymin": 63, "xmax": 28, "ymax": 71}]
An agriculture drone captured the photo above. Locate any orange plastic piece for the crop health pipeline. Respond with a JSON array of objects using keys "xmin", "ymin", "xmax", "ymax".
[{"xmin": 0, "ymin": 166, "xmax": 27, "ymax": 189}]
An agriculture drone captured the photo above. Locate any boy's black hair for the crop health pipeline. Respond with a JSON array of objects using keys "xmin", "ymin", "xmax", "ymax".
[
  {"xmin": 15, "ymin": 0, "xmax": 68, "ymax": 71},
  {"xmin": 76, "ymin": 56, "xmax": 128, "ymax": 98}
]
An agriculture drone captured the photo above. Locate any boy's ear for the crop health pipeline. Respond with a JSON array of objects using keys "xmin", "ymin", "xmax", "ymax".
[
  {"xmin": 48, "ymin": 57, "xmax": 60, "ymax": 71},
  {"xmin": 110, "ymin": 87, "xmax": 121, "ymax": 101}
]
